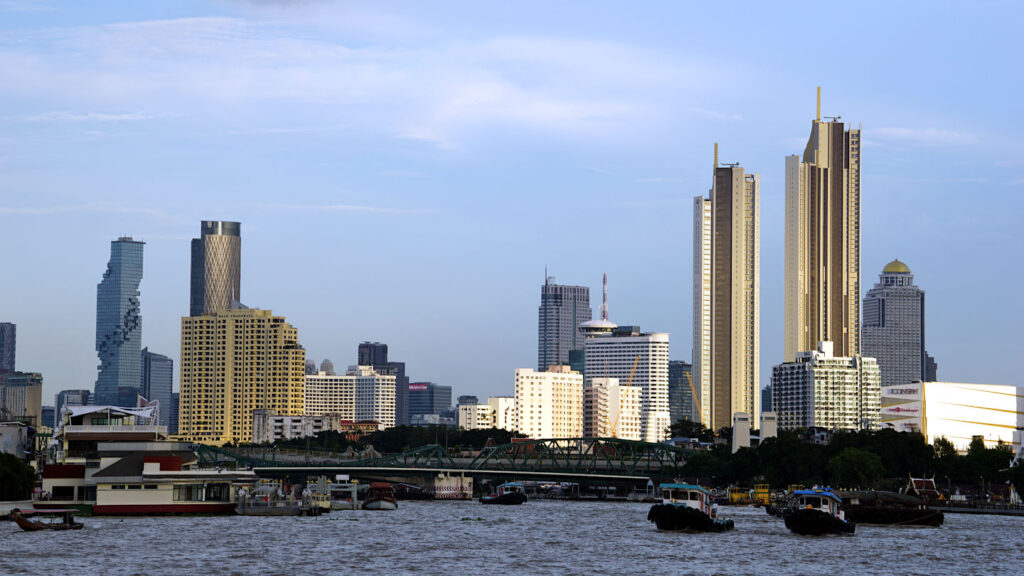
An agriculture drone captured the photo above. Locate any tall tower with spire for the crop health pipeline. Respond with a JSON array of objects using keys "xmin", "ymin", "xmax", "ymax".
[
  {"xmin": 784, "ymin": 88, "xmax": 862, "ymax": 361},
  {"xmin": 537, "ymin": 273, "xmax": 591, "ymax": 371},
  {"xmin": 862, "ymin": 259, "xmax": 930, "ymax": 388}
]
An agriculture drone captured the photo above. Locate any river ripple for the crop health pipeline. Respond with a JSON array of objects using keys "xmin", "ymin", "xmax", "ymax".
[{"xmin": 1, "ymin": 502, "xmax": 1020, "ymax": 575}]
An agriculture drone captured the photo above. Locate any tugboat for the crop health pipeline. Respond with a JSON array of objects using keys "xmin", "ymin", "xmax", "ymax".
[
  {"xmin": 480, "ymin": 482, "xmax": 528, "ymax": 505},
  {"xmin": 783, "ymin": 489, "xmax": 855, "ymax": 535},
  {"xmin": 10, "ymin": 508, "xmax": 84, "ymax": 531},
  {"xmin": 647, "ymin": 484, "xmax": 735, "ymax": 532},
  {"xmin": 363, "ymin": 482, "xmax": 398, "ymax": 511}
]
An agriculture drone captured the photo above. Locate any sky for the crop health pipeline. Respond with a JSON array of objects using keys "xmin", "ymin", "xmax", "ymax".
[{"xmin": 1, "ymin": 1, "xmax": 1022, "ymax": 405}]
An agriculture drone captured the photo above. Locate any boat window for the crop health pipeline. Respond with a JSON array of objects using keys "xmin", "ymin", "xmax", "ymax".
[
  {"xmin": 128, "ymin": 485, "xmax": 142, "ymax": 490},
  {"xmin": 205, "ymin": 483, "xmax": 230, "ymax": 502},
  {"xmin": 689, "ymin": 492, "xmax": 700, "ymax": 501},
  {"xmin": 804, "ymin": 497, "xmax": 821, "ymax": 508},
  {"xmin": 173, "ymin": 484, "xmax": 205, "ymax": 502},
  {"xmin": 111, "ymin": 485, "xmax": 126, "ymax": 490}
]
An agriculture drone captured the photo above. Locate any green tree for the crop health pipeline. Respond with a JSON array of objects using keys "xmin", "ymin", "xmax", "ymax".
[
  {"xmin": 827, "ymin": 447, "xmax": 885, "ymax": 488},
  {"xmin": 0, "ymin": 453, "xmax": 35, "ymax": 500},
  {"xmin": 668, "ymin": 419, "xmax": 714, "ymax": 442}
]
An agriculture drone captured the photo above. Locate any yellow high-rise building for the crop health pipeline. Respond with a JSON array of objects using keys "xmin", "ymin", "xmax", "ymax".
[
  {"xmin": 785, "ymin": 88, "xmax": 861, "ymax": 361},
  {"xmin": 178, "ymin": 307, "xmax": 305, "ymax": 445}
]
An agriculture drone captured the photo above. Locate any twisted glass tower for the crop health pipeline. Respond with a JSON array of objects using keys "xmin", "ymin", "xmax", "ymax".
[
  {"xmin": 94, "ymin": 237, "xmax": 144, "ymax": 406},
  {"xmin": 190, "ymin": 221, "xmax": 241, "ymax": 316}
]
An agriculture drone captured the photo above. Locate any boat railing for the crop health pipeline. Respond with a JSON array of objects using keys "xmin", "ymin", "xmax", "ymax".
[{"xmin": 63, "ymin": 424, "xmax": 167, "ymax": 435}]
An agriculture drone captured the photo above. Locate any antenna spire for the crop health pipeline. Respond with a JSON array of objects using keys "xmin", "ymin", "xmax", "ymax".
[
  {"xmin": 816, "ymin": 86, "xmax": 821, "ymax": 122},
  {"xmin": 714, "ymin": 142, "xmax": 718, "ymax": 171},
  {"xmin": 601, "ymin": 273, "xmax": 609, "ymax": 321}
]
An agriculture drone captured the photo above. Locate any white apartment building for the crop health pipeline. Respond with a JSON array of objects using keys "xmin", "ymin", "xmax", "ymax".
[
  {"xmin": 252, "ymin": 410, "xmax": 346, "ymax": 444},
  {"xmin": 583, "ymin": 378, "xmax": 641, "ymax": 440},
  {"xmin": 514, "ymin": 366, "xmax": 583, "ymax": 439},
  {"xmin": 305, "ymin": 366, "xmax": 396, "ymax": 429},
  {"xmin": 584, "ymin": 329, "xmax": 671, "ymax": 442},
  {"xmin": 881, "ymin": 382, "xmax": 1024, "ymax": 451},
  {"xmin": 489, "ymin": 396, "xmax": 515, "ymax": 431},
  {"xmin": 458, "ymin": 403, "xmax": 493, "ymax": 430},
  {"xmin": 771, "ymin": 341, "xmax": 880, "ymax": 431}
]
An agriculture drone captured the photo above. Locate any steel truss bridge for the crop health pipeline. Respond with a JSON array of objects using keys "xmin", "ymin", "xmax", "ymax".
[{"xmin": 196, "ymin": 437, "xmax": 692, "ymax": 483}]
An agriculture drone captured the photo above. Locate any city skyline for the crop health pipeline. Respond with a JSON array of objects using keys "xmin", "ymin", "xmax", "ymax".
[{"xmin": 1, "ymin": 2, "xmax": 1021, "ymax": 404}]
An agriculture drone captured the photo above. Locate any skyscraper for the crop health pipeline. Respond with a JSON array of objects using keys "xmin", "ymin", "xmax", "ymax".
[
  {"xmin": 667, "ymin": 360, "xmax": 696, "ymax": 424},
  {"xmin": 785, "ymin": 88, "xmax": 861, "ymax": 361},
  {"xmin": 189, "ymin": 220, "xmax": 241, "ymax": 316},
  {"xmin": 408, "ymin": 382, "xmax": 452, "ymax": 420},
  {"xmin": 538, "ymin": 276, "xmax": 592, "ymax": 371},
  {"xmin": 179, "ymin": 307, "xmax": 305, "ymax": 445},
  {"xmin": 693, "ymin": 145, "xmax": 760, "ymax": 430},
  {"xmin": 94, "ymin": 237, "xmax": 144, "ymax": 406},
  {"xmin": 0, "ymin": 322, "xmax": 15, "ymax": 371},
  {"xmin": 862, "ymin": 259, "xmax": 928, "ymax": 388},
  {"xmin": 141, "ymin": 348, "xmax": 173, "ymax": 428},
  {"xmin": 358, "ymin": 342, "xmax": 389, "ymax": 366},
  {"xmin": 357, "ymin": 342, "xmax": 410, "ymax": 425}
]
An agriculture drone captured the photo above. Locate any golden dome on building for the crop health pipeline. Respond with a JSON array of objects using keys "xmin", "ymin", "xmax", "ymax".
[{"xmin": 882, "ymin": 259, "xmax": 911, "ymax": 274}]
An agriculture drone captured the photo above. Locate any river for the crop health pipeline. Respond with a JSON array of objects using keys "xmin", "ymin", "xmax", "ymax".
[{"xmin": 2, "ymin": 502, "xmax": 1020, "ymax": 575}]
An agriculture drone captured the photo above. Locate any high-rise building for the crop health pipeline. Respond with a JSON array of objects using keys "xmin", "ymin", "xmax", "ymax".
[
  {"xmin": 54, "ymin": 389, "xmax": 91, "ymax": 427},
  {"xmin": 693, "ymin": 147, "xmax": 760, "ymax": 430},
  {"xmin": 356, "ymin": 343, "xmax": 409, "ymax": 426},
  {"xmin": 41, "ymin": 406, "xmax": 55, "ymax": 430},
  {"xmin": 408, "ymin": 382, "xmax": 452, "ymax": 420},
  {"xmin": 667, "ymin": 360, "xmax": 696, "ymax": 424},
  {"xmin": 179, "ymin": 307, "xmax": 305, "ymax": 445},
  {"xmin": 305, "ymin": 366, "xmax": 396, "ymax": 428},
  {"xmin": 458, "ymin": 403, "xmax": 493, "ymax": 430},
  {"xmin": 761, "ymin": 385, "xmax": 772, "ymax": 413},
  {"xmin": 514, "ymin": 366, "xmax": 583, "ymax": 439},
  {"xmin": 319, "ymin": 358, "xmax": 335, "ymax": 376},
  {"xmin": 924, "ymin": 353, "xmax": 938, "ymax": 382},
  {"xmin": 304, "ymin": 359, "xmax": 317, "ymax": 375},
  {"xmin": 189, "ymin": 220, "xmax": 241, "ymax": 316},
  {"xmin": 141, "ymin": 348, "xmax": 173, "ymax": 427},
  {"xmin": 785, "ymin": 89, "xmax": 861, "ymax": 361},
  {"xmin": 862, "ymin": 259, "xmax": 927, "ymax": 389},
  {"xmin": 583, "ymin": 377, "xmax": 641, "ymax": 440},
  {"xmin": 771, "ymin": 341, "xmax": 880, "ymax": 431},
  {"xmin": 94, "ymin": 237, "xmax": 145, "ymax": 406},
  {"xmin": 0, "ymin": 371, "xmax": 42, "ymax": 425},
  {"xmin": 584, "ymin": 326, "xmax": 670, "ymax": 443},
  {"xmin": 0, "ymin": 322, "xmax": 15, "ymax": 371},
  {"xmin": 538, "ymin": 277, "xmax": 592, "ymax": 371}
]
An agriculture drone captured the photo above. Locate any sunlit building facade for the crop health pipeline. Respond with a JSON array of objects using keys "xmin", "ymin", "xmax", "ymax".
[{"xmin": 514, "ymin": 366, "xmax": 583, "ymax": 439}]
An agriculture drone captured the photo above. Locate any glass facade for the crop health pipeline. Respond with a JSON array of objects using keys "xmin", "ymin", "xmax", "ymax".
[
  {"xmin": 189, "ymin": 220, "xmax": 241, "ymax": 316},
  {"xmin": 94, "ymin": 237, "xmax": 144, "ymax": 406},
  {"xmin": 142, "ymin": 348, "xmax": 173, "ymax": 427}
]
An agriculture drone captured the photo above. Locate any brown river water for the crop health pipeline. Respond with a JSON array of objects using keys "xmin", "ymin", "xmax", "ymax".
[{"xmin": 2, "ymin": 501, "xmax": 1021, "ymax": 575}]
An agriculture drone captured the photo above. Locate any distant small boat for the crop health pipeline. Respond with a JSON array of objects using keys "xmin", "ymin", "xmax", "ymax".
[
  {"xmin": 10, "ymin": 508, "xmax": 84, "ymax": 531},
  {"xmin": 363, "ymin": 482, "xmax": 398, "ymax": 511},
  {"xmin": 480, "ymin": 482, "xmax": 527, "ymax": 505},
  {"xmin": 784, "ymin": 489, "xmax": 855, "ymax": 535},
  {"xmin": 647, "ymin": 484, "xmax": 734, "ymax": 532}
]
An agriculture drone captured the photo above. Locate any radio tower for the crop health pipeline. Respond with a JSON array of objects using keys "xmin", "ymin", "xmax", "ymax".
[{"xmin": 601, "ymin": 273, "xmax": 609, "ymax": 321}]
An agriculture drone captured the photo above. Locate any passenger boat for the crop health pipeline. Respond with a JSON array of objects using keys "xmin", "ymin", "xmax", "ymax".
[
  {"xmin": 480, "ymin": 482, "xmax": 528, "ymax": 505},
  {"xmin": 783, "ymin": 489, "xmax": 855, "ymax": 535},
  {"xmin": 329, "ymin": 482, "xmax": 361, "ymax": 510},
  {"xmin": 647, "ymin": 484, "xmax": 734, "ymax": 532},
  {"xmin": 362, "ymin": 482, "xmax": 398, "ymax": 511},
  {"xmin": 838, "ymin": 490, "xmax": 943, "ymax": 526},
  {"xmin": 10, "ymin": 508, "xmax": 84, "ymax": 531}
]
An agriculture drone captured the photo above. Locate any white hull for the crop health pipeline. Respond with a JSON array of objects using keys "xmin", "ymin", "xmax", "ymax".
[{"xmin": 363, "ymin": 500, "xmax": 397, "ymax": 511}]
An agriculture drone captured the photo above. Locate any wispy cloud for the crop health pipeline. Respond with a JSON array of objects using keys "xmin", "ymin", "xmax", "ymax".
[
  {"xmin": 11, "ymin": 111, "xmax": 180, "ymax": 123},
  {"xmin": 244, "ymin": 203, "xmax": 439, "ymax": 215},
  {"xmin": 0, "ymin": 203, "xmax": 174, "ymax": 218},
  {"xmin": 871, "ymin": 127, "xmax": 978, "ymax": 146},
  {"xmin": 636, "ymin": 177, "xmax": 681, "ymax": 184},
  {"xmin": 0, "ymin": 0, "xmax": 54, "ymax": 12},
  {"xmin": 690, "ymin": 106, "xmax": 742, "ymax": 122}
]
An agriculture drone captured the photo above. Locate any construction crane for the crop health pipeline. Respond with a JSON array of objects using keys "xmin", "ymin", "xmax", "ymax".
[
  {"xmin": 685, "ymin": 370, "xmax": 702, "ymax": 424},
  {"xmin": 609, "ymin": 355, "xmax": 641, "ymax": 438}
]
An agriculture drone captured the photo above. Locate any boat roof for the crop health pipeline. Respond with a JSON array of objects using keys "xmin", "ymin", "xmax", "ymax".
[
  {"xmin": 14, "ymin": 508, "xmax": 79, "ymax": 514},
  {"xmin": 499, "ymin": 482, "xmax": 524, "ymax": 487},
  {"xmin": 659, "ymin": 483, "xmax": 710, "ymax": 494},
  {"xmin": 793, "ymin": 489, "xmax": 842, "ymax": 503}
]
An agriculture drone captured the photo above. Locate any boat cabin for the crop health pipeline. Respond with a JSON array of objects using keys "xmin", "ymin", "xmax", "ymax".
[
  {"xmin": 496, "ymin": 482, "xmax": 525, "ymax": 496},
  {"xmin": 791, "ymin": 489, "xmax": 844, "ymax": 519},
  {"xmin": 659, "ymin": 483, "xmax": 712, "ymax": 515}
]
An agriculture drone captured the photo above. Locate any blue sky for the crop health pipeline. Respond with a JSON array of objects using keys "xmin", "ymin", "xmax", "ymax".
[{"xmin": 1, "ymin": 1, "xmax": 1021, "ymax": 404}]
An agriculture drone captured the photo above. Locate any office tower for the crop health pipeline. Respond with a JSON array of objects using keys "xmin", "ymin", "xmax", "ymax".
[
  {"xmin": 189, "ymin": 220, "xmax": 241, "ymax": 316},
  {"xmin": 54, "ymin": 389, "xmax": 91, "ymax": 427},
  {"xmin": 41, "ymin": 406, "xmax": 55, "ymax": 430},
  {"xmin": 584, "ymin": 326, "xmax": 670, "ymax": 443},
  {"xmin": 785, "ymin": 89, "xmax": 862, "ymax": 361},
  {"xmin": 408, "ymin": 382, "xmax": 452, "ymax": 420},
  {"xmin": 0, "ymin": 322, "xmax": 15, "ymax": 371},
  {"xmin": 761, "ymin": 385, "xmax": 772, "ymax": 413},
  {"xmin": 538, "ymin": 276, "xmax": 592, "ymax": 371},
  {"xmin": 514, "ymin": 366, "xmax": 584, "ymax": 439},
  {"xmin": 305, "ymin": 359, "xmax": 317, "ymax": 375},
  {"xmin": 169, "ymin": 392, "xmax": 179, "ymax": 435},
  {"xmin": 94, "ymin": 237, "xmax": 145, "ymax": 406},
  {"xmin": 457, "ymin": 395, "xmax": 479, "ymax": 406},
  {"xmin": 693, "ymin": 145, "xmax": 760, "ymax": 431},
  {"xmin": 924, "ymin": 353, "xmax": 938, "ymax": 381},
  {"xmin": 667, "ymin": 360, "xmax": 696, "ymax": 424},
  {"xmin": 0, "ymin": 371, "xmax": 42, "ymax": 425},
  {"xmin": 305, "ymin": 366, "xmax": 397, "ymax": 428},
  {"xmin": 141, "ymin": 348, "xmax": 173, "ymax": 427},
  {"xmin": 319, "ymin": 358, "xmax": 335, "ymax": 376},
  {"xmin": 358, "ymin": 342, "xmax": 389, "ymax": 366},
  {"xmin": 179, "ymin": 307, "xmax": 305, "ymax": 445},
  {"xmin": 583, "ymin": 377, "xmax": 641, "ymax": 440},
  {"xmin": 862, "ymin": 259, "xmax": 928, "ymax": 388},
  {"xmin": 357, "ymin": 342, "xmax": 410, "ymax": 425},
  {"xmin": 771, "ymin": 341, "xmax": 880, "ymax": 431}
]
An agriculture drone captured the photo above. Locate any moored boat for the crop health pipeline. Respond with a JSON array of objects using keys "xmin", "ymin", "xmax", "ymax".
[
  {"xmin": 783, "ymin": 489, "xmax": 855, "ymax": 535},
  {"xmin": 647, "ymin": 484, "xmax": 734, "ymax": 532},
  {"xmin": 10, "ymin": 508, "xmax": 84, "ymax": 531},
  {"xmin": 363, "ymin": 482, "xmax": 398, "ymax": 511},
  {"xmin": 480, "ymin": 482, "xmax": 528, "ymax": 505},
  {"xmin": 839, "ymin": 490, "xmax": 944, "ymax": 526}
]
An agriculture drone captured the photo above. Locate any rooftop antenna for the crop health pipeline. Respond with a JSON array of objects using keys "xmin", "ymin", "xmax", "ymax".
[
  {"xmin": 816, "ymin": 86, "xmax": 821, "ymax": 122},
  {"xmin": 601, "ymin": 273, "xmax": 609, "ymax": 321},
  {"xmin": 824, "ymin": 115, "xmax": 842, "ymax": 122},
  {"xmin": 714, "ymin": 142, "xmax": 718, "ymax": 171}
]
